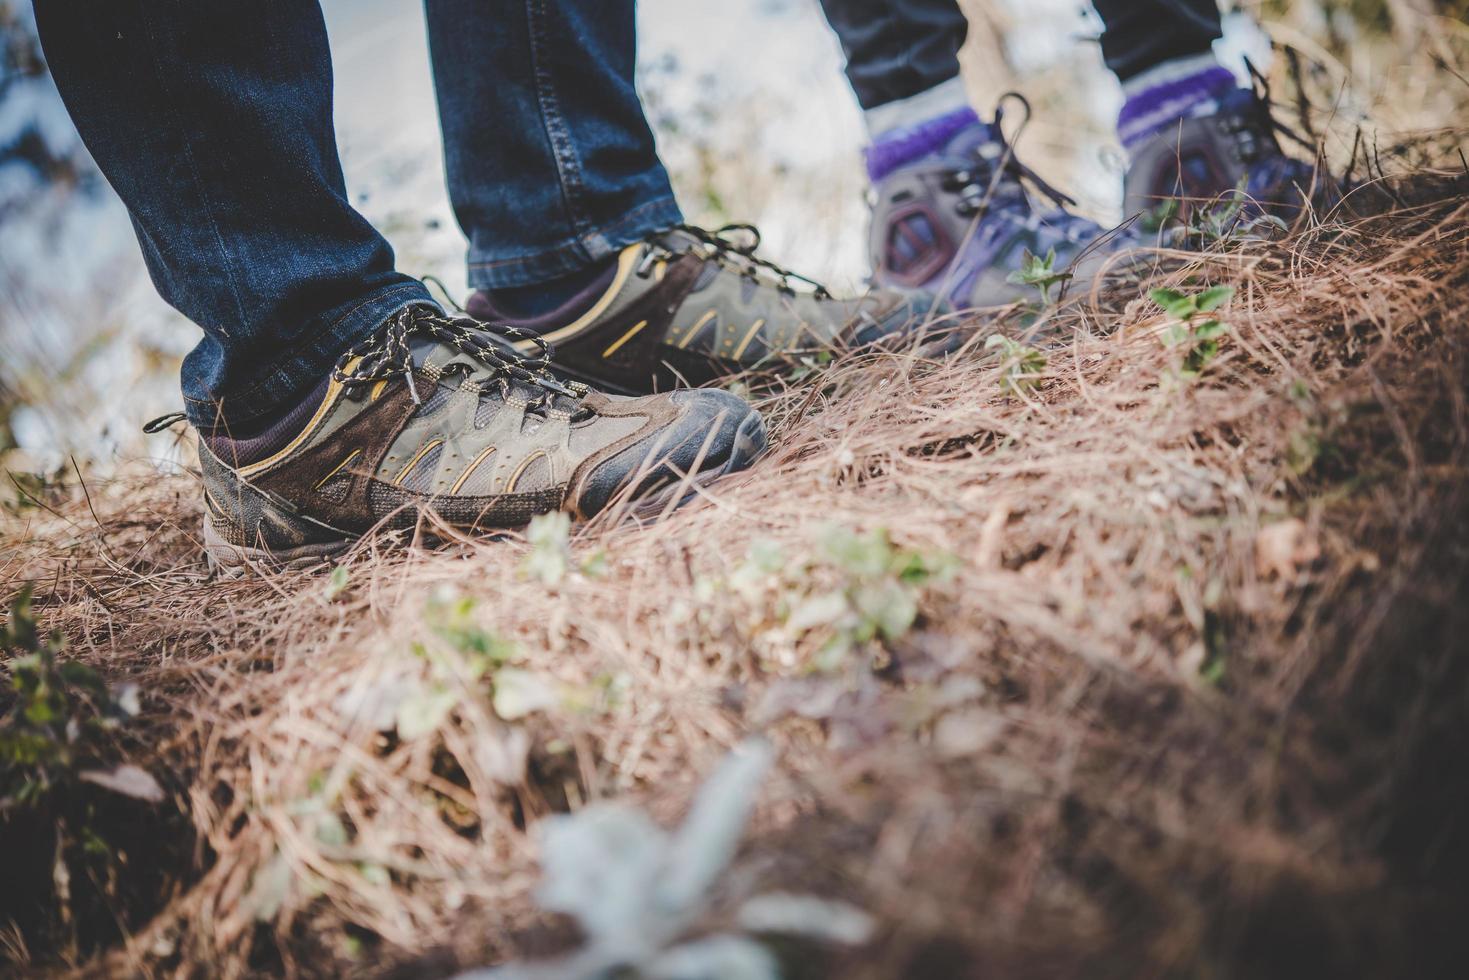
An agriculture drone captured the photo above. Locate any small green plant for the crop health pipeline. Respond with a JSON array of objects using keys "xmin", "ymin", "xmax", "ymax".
[
  {"xmin": 465, "ymin": 740, "xmax": 873, "ymax": 980},
  {"xmin": 735, "ymin": 525, "xmax": 958, "ymax": 672},
  {"xmin": 374, "ymin": 590, "xmax": 595, "ymax": 741},
  {"xmin": 324, "ymin": 565, "xmax": 351, "ymax": 601},
  {"xmin": 392, "ymin": 590, "xmax": 518, "ymax": 738},
  {"xmin": 2, "ymin": 585, "xmax": 158, "ymax": 809},
  {"xmin": 984, "ymin": 333, "xmax": 1048, "ymax": 396},
  {"xmin": 1138, "ymin": 196, "xmax": 1180, "ymax": 234},
  {"xmin": 1151, "ymin": 285, "xmax": 1234, "ymax": 382},
  {"xmin": 2, "ymin": 586, "xmax": 177, "ymax": 957},
  {"xmin": 1182, "ymin": 180, "xmax": 1290, "ymax": 246},
  {"xmin": 1006, "ymin": 247, "xmax": 1071, "ymax": 306},
  {"xmin": 520, "ymin": 511, "xmax": 607, "ymax": 586}
]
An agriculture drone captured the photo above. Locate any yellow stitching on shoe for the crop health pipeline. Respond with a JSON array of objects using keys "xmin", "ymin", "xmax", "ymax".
[
  {"xmin": 511, "ymin": 245, "xmax": 641, "ymax": 350},
  {"xmin": 313, "ymin": 449, "xmax": 362, "ymax": 491},
  {"xmin": 450, "ymin": 445, "xmax": 497, "ymax": 494},
  {"xmin": 731, "ymin": 318, "xmax": 765, "ymax": 361},
  {"xmin": 236, "ymin": 357, "xmax": 357, "ymax": 478},
  {"xmin": 602, "ymin": 319, "xmax": 648, "ymax": 359},
  {"xmin": 505, "ymin": 449, "xmax": 548, "ymax": 493},
  {"xmin": 677, "ymin": 310, "xmax": 717, "ymax": 350},
  {"xmin": 393, "ymin": 439, "xmax": 443, "ymax": 486}
]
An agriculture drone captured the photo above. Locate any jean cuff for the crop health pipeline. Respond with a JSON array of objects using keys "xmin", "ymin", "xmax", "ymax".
[
  {"xmin": 465, "ymin": 196, "xmax": 684, "ymax": 290},
  {"xmin": 182, "ymin": 278, "xmax": 435, "ymax": 430}
]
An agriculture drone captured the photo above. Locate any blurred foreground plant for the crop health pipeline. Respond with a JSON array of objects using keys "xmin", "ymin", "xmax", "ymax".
[{"xmin": 459, "ymin": 739, "xmax": 872, "ymax": 979}]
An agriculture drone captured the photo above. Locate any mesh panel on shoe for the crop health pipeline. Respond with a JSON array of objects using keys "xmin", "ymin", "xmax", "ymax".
[
  {"xmin": 413, "ymin": 384, "xmax": 456, "ymax": 419},
  {"xmin": 506, "ymin": 452, "xmax": 552, "ymax": 493},
  {"xmin": 452, "ymin": 449, "xmax": 498, "ymax": 496},
  {"xmin": 317, "ymin": 473, "xmax": 352, "ymax": 503},
  {"xmin": 399, "ymin": 442, "xmax": 443, "ymax": 493}
]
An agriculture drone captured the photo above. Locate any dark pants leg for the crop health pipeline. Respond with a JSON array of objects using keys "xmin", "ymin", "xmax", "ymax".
[
  {"xmin": 817, "ymin": 0, "xmax": 968, "ymax": 110},
  {"xmin": 423, "ymin": 0, "xmax": 682, "ymax": 291},
  {"xmin": 817, "ymin": 0, "xmax": 1224, "ymax": 107},
  {"xmin": 34, "ymin": 0, "xmax": 430, "ymax": 430},
  {"xmin": 1092, "ymin": 0, "xmax": 1223, "ymax": 82}
]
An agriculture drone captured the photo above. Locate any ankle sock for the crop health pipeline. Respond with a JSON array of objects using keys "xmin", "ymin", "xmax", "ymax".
[
  {"xmin": 865, "ymin": 105, "xmax": 984, "ymax": 183},
  {"xmin": 202, "ymin": 375, "xmax": 331, "ymax": 466},
  {"xmin": 1117, "ymin": 53, "xmax": 1238, "ymax": 158},
  {"xmin": 863, "ymin": 75, "xmax": 971, "ymax": 141},
  {"xmin": 478, "ymin": 256, "xmax": 618, "ymax": 321}
]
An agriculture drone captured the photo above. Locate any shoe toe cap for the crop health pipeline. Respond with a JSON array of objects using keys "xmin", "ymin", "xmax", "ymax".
[{"xmin": 575, "ymin": 388, "xmax": 765, "ymax": 517}]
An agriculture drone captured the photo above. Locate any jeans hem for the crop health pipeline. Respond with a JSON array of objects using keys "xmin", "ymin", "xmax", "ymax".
[
  {"xmin": 465, "ymin": 195, "xmax": 683, "ymax": 289},
  {"xmin": 182, "ymin": 279, "xmax": 435, "ymax": 430}
]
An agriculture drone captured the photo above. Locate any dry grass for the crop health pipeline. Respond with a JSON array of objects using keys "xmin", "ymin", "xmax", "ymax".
[{"xmin": 4, "ymin": 167, "xmax": 1469, "ymax": 978}]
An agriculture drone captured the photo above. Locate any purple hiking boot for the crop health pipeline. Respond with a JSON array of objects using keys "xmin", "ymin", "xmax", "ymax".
[
  {"xmin": 867, "ymin": 98, "xmax": 1146, "ymax": 311},
  {"xmin": 1121, "ymin": 65, "xmax": 1337, "ymax": 227}
]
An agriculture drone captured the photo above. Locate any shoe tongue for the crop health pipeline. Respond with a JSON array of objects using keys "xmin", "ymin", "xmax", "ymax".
[{"xmin": 650, "ymin": 227, "xmax": 708, "ymax": 255}]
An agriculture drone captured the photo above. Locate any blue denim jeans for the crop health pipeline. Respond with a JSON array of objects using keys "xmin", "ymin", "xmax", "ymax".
[
  {"xmin": 820, "ymin": 0, "xmax": 1224, "ymax": 108},
  {"xmin": 35, "ymin": 0, "xmax": 678, "ymax": 430}
]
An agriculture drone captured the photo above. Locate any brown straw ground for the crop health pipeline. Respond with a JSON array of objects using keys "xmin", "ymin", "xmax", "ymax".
[{"xmin": 4, "ymin": 170, "xmax": 1469, "ymax": 978}]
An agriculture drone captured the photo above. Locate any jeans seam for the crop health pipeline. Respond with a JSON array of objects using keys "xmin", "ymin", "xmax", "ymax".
[
  {"xmin": 466, "ymin": 196, "xmax": 678, "ymax": 270},
  {"xmin": 525, "ymin": 0, "xmax": 590, "ymax": 242},
  {"xmin": 141, "ymin": 0, "xmax": 251, "ymax": 341}
]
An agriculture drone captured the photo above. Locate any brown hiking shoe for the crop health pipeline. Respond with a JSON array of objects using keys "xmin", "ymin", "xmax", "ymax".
[
  {"xmin": 466, "ymin": 224, "xmax": 949, "ymax": 395},
  {"xmin": 197, "ymin": 306, "xmax": 765, "ymax": 568}
]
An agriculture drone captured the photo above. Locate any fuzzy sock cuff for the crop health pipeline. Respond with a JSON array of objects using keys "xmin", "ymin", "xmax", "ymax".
[
  {"xmin": 864, "ymin": 105, "xmax": 983, "ymax": 183},
  {"xmin": 1117, "ymin": 54, "xmax": 1237, "ymax": 155},
  {"xmin": 863, "ymin": 76, "xmax": 971, "ymax": 141}
]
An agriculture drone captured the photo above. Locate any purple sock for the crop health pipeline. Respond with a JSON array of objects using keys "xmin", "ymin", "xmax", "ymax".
[
  {"xmin": 865, "ymin": 106, "xmax": 984, "ymax": 183},
  {"xmin": 1117, "ymin": 61, "xmax": 1238, "ymax": 155}
]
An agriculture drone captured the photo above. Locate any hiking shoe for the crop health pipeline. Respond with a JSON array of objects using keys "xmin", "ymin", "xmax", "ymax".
[
  {"xmin": 194, "ymin": 306, "xmax": 765, "ymax": 568},
  {"xmin": 867, "ymin": 100, "xmax": 1147, "ymax": 311},
  {"xmin": 1123, "ymin": 84, "xmax": 1335, "ymax": 226},
  {"xmin": 466, "ymin": 224, "xmax": 945, "ymax": 396}
]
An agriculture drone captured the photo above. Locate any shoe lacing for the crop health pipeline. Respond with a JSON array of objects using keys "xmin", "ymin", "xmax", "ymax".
[
  {"xmin": 1226, "ymin": 59, "xmax": 1337, "ymax": 210},
  {"xmin": 331, "ymin": 305, "xmax": 590, "ymax": 417},
  {"xmin": 640, "ymin": 222, "xmax": 833, "ymax": 300},
  {"xmin": 934, "ymin": 93, "xmax": 1083, "ymax": 227}
]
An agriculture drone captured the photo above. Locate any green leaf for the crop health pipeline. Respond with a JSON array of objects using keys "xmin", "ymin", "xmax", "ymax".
[
  {"xmin": 492, "ymin": 668, "xmax": 561, "ymax": 721},
  {"xmin": 1162, "ymin": 323, "xmax": 1190, "ymax": 347},
  {"xmin": 1149, "ymin": 288, "xmax": 1194, "ymax": 317},
  {"xmin": 786, "ymin": 592, "xmax": 850, "ymax": 634},
  {"xmin": 394, "ymin": 685, "xmax": 460, "ymax": 740},
  {"xmin": 1194, "ymin": 319, "xmax": 1228, "ymax": 341},
  {"xmin": 1195, "ymin": 285, "xmax": 1234, "ymax": 313},
  {"xmin": 324, "ymin": 565, "xmax": 350, "ymax": 601}
]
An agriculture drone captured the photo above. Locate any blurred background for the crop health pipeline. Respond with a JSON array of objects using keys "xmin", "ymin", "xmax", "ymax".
[{"xmin": 1, "ymin": 0, "xmax": 1464, "ymax": 478}]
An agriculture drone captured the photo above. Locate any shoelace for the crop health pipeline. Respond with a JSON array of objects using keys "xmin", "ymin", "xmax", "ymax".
[
  {"xmin": 331, "ymin": 305, "xmax": 587, "ymax": 410},
  {"xmin": 640, "ymin": 222, "xmax": 833, "ymax": 299},
  {"xmin": 940, "ymin": 93, "xmax": 1080, "ymax": 221},
  {"xmin": 141, "ymin": 306, "xmax": 587, "ymax": 436}
]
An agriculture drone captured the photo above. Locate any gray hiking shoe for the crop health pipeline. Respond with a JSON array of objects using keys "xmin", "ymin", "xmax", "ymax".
[
  {"xmin": 1123, "ymin": 84, "xmax": 1337, "ymax": 226},
  {"xmin": 866, "ymin": 100, "xmax": 1147, "ymax": 311},
  {"xmin": 467, "ymin": 224, "xmax": 947, "ymax": 395},
  {"xmin": 196, "ymin": 305, "xmax": 765, "ymax": 568}
]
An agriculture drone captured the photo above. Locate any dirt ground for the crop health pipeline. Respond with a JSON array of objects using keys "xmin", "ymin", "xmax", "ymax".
[{"xmin": 4, "ymin": 156, "xmax": 1469, "ymax": 978}]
